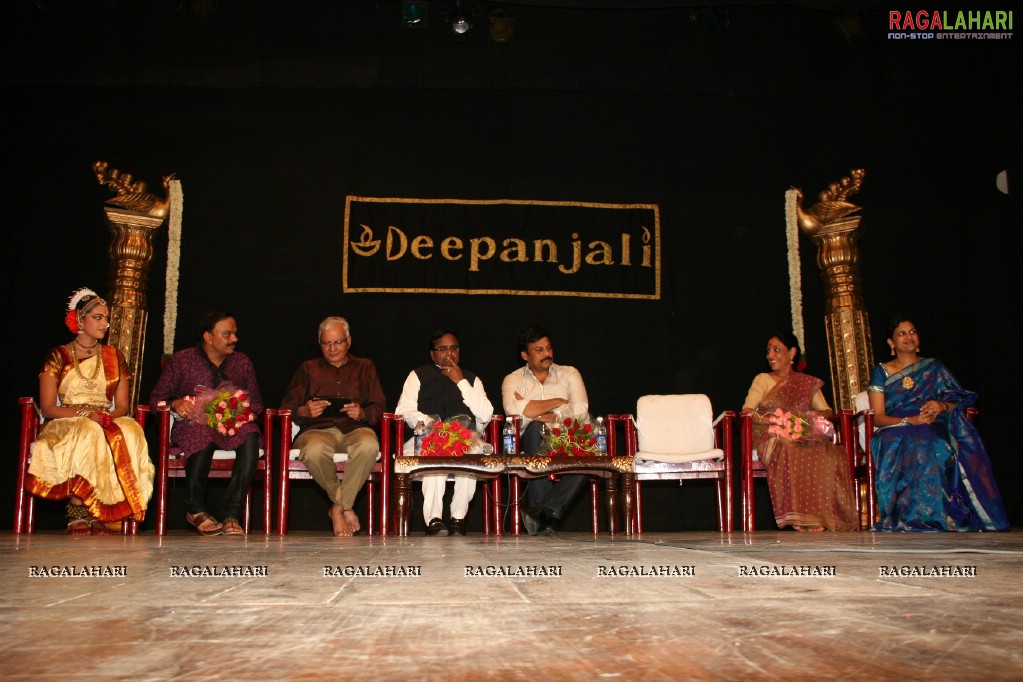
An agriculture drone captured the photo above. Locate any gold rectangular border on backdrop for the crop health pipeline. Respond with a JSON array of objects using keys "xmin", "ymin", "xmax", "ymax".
[{"xmin": 343, "ymin": 196, "xmax": 661, "ymax": 299}]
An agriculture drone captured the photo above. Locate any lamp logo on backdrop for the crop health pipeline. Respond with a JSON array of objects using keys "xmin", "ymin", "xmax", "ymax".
[{"xmin": 343, "ymin": 196, "xmax": 661, "ymax": 299}]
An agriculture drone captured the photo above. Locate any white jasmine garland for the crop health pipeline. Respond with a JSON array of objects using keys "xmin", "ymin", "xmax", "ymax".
[
  {"xmin": 164, "ymin": 179, "xmax": 183, "ymax": 357},
  {"xmin": 785, "ymin": 189, "xmax": 805, "ymax": 356}
]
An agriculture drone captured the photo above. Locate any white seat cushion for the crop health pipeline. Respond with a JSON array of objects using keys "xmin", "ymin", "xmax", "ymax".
[{"xmin": 635, "ymin": 394, "xmax": 723, "ymax": 464}]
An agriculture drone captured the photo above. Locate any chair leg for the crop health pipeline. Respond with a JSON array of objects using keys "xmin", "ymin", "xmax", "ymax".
[
  {"xmin": 263, "ymin": 464, "xmax": 272, "ymax": 535},
  {"xmin": 482, "ymin": 482, "xmax": 491, "ymax": 535},
  {"xmin": 715, "ymin": 479, "xmax": 725, "ymax": 532},
  {"xmin": 590, "ymin": 479, "xmax": 600, "ymax": 534},
  {"xmin": 621, "ymin": 472, "xmax": 634, "ymax": 536},
  {"xmin": 509, "ymin": 477, "xmax": 522, "ymax": 535},
  {"xmin": 604, "ymin": 475, "xmax": 618, "ymax": 536},
  {"xmin": 634, "ymin": 480, "xmax": 643, "ymax": 534},
  {"xmin": 395, "ymin": 473, "xmax": 410, "ymax": 537},
  {"xmin": 242, "ymin": 488, "xmax": 252, "ymax": 534},
  {"xmin": 367, "ymin": 478, "xmax": 376, "ymax": 536},
  {"xmin": 492, "ymin": 478, "xmax": 503, "ymax": 535}
]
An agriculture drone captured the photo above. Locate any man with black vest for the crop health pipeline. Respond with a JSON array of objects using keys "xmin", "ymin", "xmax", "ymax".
[{"xmin": 395, "ymin": 329, "xmax": 494, "ymax": 536}]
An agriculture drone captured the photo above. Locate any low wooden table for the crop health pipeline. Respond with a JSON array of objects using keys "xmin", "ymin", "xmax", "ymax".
[
  {"xmin": 503, "ymin": 454, "xmax": 635, "ymax": 536},
  {"xmin": 394, "ymin": 454, "xmax": 635, "ymax": 536},
  {"xmin": 393, "ymin": 455, "xmax": 507, "ymax": 536}
]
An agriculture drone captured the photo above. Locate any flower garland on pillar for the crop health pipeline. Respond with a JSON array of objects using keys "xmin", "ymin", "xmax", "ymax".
[
  {"xmin": 163, "ymin": 178, "xmax": 183, "ymax": 361},
  {"xmin": 784, "ymin": 188, "xmax": 805, "ymax": 358}
]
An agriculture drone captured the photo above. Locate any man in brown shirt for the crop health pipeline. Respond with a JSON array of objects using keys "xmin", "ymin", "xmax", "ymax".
[{"xmin": 280, "ymin": 316, "xmax": 386, "ymax": 536}]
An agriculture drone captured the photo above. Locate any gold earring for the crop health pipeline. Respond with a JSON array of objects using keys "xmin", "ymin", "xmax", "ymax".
[{"xmin": 890, "ymin": 347, "xmax": 895, "ymax": 356}]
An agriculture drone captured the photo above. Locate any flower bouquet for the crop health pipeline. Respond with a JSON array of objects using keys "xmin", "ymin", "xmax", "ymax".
[
  {"xmin": 545, "ymin": 418, "xmax": 600, "ymax": 456},
  {"xmin": 185, "ymin": 383, "xmax": 255, "ymax": 436},
  {"xmin": 420, "ymin": 419, "xmax": 474, "ymax": 457},
  {"xmin": 764, "ymin": 408, "xmax": 836, "ymax": 443},
  {"xmin": 766, "ymin": 408, "xmax": 806, "ymax": 441}
]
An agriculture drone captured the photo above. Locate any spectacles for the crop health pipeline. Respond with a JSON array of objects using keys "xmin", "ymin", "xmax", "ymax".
[
  {"xmin": 320, "ymin": 337, "xmax": 350, "ymax": 348},
  {"xmin": 432, "ymin": 345, "xmax": 460, "ymax": 353}
]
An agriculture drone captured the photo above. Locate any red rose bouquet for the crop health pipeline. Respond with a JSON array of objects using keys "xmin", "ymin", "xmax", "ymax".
[
  {"xmin": 546, "ymin": 418, "xmax": 599, "ymax": 456},
  {"xmin": 185, "ymin": 383, "xmax": 255, "ymax": 437},
  {"xmin": 420, "ymin": 420, "xmax": 474, "ymax": 457}
]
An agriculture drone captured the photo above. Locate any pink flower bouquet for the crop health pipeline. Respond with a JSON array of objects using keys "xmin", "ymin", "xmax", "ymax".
[{"xmin": 766, "ymin": 408, "xmax": 806, "ymax": 441}]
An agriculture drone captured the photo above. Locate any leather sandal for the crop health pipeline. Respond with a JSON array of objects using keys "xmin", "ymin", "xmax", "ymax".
[
  {"xmin": 221, "ymin": 517, "xmax": 245, "ymax": 536},
  {"xmin": 185, "ymin": 512, "xmax": 224, "ymax": 536}
]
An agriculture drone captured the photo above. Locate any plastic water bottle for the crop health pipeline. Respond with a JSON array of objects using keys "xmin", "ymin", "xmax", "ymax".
[
  {"xmin": 502, "ymin": 417, "xmax": 517, "ymax": 455},
  {"xmin": 413, "ymin": 421, "xmax": 426, "ymax": 455},
  {"xmin": 594, "ymin": 417, "xmax": 607, "ymax": 455}
]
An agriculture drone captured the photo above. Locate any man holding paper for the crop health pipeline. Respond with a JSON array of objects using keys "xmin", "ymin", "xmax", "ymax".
[{"xmin": 280, "ymin": 316, "xmax": 386, "ymax": 536}]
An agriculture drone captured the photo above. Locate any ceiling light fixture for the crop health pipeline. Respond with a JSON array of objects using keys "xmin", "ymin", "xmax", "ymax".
[
  {"xmin": 401, "ymin": 1, "xmax": 427, "ymax": 28},
  {"xmin": 446, "ymin": 0, "xmax": 476, "ymax": 36},
  {"xmin": 488, "ymin": 9, "xmax": 514, "ymax": 44}
]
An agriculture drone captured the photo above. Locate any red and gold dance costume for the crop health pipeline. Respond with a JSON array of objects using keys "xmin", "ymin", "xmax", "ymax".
[{"xmin": 26, "ymin": 344, "xmax": 154, "ymax": 523}]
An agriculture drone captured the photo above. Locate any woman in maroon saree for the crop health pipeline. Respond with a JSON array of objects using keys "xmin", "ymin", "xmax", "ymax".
[{"xmin": 742, "ymin": 332, "xmax": 858, "ymax": 531}]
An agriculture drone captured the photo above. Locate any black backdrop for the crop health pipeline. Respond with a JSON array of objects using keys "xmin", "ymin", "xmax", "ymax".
[{"xmin": 3, "ymin": 1, "xmax": 1020, "ymax": 531}]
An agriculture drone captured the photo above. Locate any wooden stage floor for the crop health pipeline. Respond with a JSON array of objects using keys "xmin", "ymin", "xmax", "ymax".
[{"xmin": 2, "ymin": 529, "xmax": 1021, "ymax": 680}]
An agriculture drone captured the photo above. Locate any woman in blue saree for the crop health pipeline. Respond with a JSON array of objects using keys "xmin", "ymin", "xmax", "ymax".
[{"xmin": 868, "ymin": 318, "xmax": 1008, "ymax": 531}]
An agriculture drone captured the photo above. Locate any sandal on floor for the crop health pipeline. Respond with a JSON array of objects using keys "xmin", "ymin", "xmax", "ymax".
[
  {"xmin": 221, "ymin": 517, "xmax": 245, "ymax": 536},
  {"xmin": 185, "ymin": 512, "xmax": 224, "ymax": 536},
  {"xmin": 66, "ymin": 503, "xmax": 91, "ymax": 536}
]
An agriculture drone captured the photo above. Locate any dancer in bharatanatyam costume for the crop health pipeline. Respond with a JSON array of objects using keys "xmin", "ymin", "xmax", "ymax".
[
  {"xmin": 869, "ymin": 317, "xmax": 1009, "ymax": 531},
  {"xmin": 26, "ymin": 288, "xmax": 154, "ymax": 535},
  {"xmin": 743, "ymin": 331, "xmax": 858, "ymax": 532}
]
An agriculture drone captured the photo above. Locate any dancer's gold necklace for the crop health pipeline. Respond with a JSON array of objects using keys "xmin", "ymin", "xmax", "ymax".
[{"xmin": 68, "ymin": 342, "xmax": 101, "ymax": 390}]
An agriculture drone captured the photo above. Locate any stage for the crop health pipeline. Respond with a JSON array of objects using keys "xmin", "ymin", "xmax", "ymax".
[{"xmin": 2, "ymin": 529, "xmax": 1021, "ymax": 680}]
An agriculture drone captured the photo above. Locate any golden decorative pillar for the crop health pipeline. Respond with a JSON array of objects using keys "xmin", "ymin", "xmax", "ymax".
[
  {"xmin": 793, "ymin": 169, "xmax": 872, "ymax": 411},
  {"xmin": 94, "ymin": 161, "xmax": 173, "ymax": 410}
]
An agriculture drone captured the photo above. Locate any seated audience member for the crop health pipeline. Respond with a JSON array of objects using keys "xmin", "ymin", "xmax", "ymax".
[
  {"xmin": 280, "ymin": 316, "xmax": 386, "ymax": 536},
  {"xmin": 501, "ymin": 325, "xmax": 590, "ymax": 536},
  {"xmin": 396, "ymin": 329, "xmax": 494, "ymax": 536},
  {"xmin": 27, "ymin": 288, "xmax": 154, "ymax": 535},
  {"xmin": 150, "ymin": 309, "xmax": 263, "ymax": 536},
  {"xmin": 742, "ymin": 331, "xmax": 857, "ymax": 531},
  {"xmin": 868, "ymin": 317, "xmax": 1008, "ymax": 531}
]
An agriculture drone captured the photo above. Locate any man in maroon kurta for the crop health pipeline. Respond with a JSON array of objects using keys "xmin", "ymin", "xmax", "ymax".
[
  {"xmin": 149, "ymin": 309, "xmax": 263, "ymax": 535},
  {"xmin": 280, "ymin": 316, "xmax": 385, "ymax": 536}
]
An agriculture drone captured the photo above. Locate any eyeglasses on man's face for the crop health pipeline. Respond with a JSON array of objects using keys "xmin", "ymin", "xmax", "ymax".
[
  {"xmin": 320, "ymin": 336, "xmax": 350, "ymax": 348},
  {"xmin": 432, "ymin": 345, "xmax": 460, "ymax": 353}
]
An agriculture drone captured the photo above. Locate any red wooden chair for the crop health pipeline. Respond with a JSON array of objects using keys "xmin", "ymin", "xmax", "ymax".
[
  {"xmin": 614, "ymin": 395, "xmax": 734, "ymax": 534},
  {"xmin": 153, "ymin": 403, "xmax": 274, "ymax": 535},
  {"xmin": 390, "ymin": 413, "xmax": 503, "ymax": 535},
  {"xmin": 14, "ymin": 396, "xmax": 150, "ymax": 534},
  {"xmin": 275, "ymin": 410, "xmax": 392, "ymax": 535}
]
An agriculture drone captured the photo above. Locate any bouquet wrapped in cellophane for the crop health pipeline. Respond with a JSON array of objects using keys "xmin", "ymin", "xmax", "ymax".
[
  {"xmin": 544, "ymin": 418, "xmax": 600, "ymax": 456},
  {"xmin": 419, "ymin": 414, "xmax": 493, "ymax": 456},
  {"xmin": 184, "ymin": 382, "xmax": 256, "ymax": 437},
  {"xmin": 764, "ymin": 408, "xmax": 835, "ymax": 443}
]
